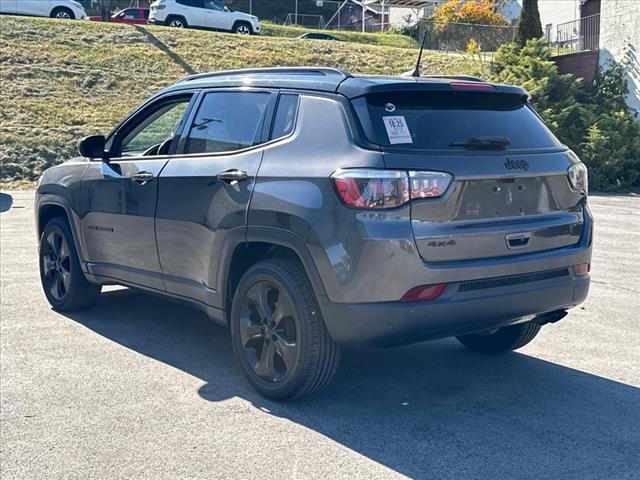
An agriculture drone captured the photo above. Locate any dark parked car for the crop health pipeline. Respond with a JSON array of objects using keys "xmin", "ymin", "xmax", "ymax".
[
  {"xmin": 88, "ymin": 8, "xmax": 150, "ymax": 25},
  {"xmin": 297, "ymin": 32, "xmax": 339, "ymax": 41},
  {"xmin": 36, "ymin": 67, "xmax": 592, "ymax": 400}
]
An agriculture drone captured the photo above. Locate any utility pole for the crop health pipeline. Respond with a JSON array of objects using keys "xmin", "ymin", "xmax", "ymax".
[{"xmin": 295, "ymin": 0, "xmax": 298, "ymax": 26}]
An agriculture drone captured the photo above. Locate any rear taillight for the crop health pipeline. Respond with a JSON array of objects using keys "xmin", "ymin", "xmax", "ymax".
[
  {"xmin": 409, "ymin": 171, "xmax": 452, "ymax": 199},
  {"xmin": 331, "ymin": 169, "xmax": 452, "ymax": 209},
  {"xmin": 401, "ymin": 284, "xmax": 446, "ymax": 302},
  {"xmin": 332, "ymin": 169, "xmax": 409, "ymax": 209},
  {"xmin": 568, "ymin": 163, "xmax": 588, "ymax": 194},
  {"xmin": 574, "ymin": 263, "xmax": 590, "ymax": 276}
]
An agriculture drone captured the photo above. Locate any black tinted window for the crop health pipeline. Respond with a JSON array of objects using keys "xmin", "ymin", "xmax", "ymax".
[
  {"xmin": 359, "ymin": 91, "xmax": 562, "ymax": 150},
  {"xmin": 177, "ymin": 0, "xmax": 205, "ymax": 8},
  {"xmin": 271, "ymin": 94, "xmax": 299, "ymax": 140},
  {"xmin": 186, "ymin": 92, "xmax": 270, "ymax": 154}
]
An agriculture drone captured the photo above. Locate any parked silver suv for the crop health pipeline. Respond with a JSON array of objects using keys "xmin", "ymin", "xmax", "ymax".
[{"xmin": 35, "ymin": 68, "xmax": 592, "ymax": 400}]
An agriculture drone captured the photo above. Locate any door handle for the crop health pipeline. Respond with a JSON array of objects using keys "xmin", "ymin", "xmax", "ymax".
[
  {"xmin": 130, "ymin": 171, "xmax": 155, "ymax": 184},
  {"xmin": 217, "ymin": 169, "xmax": 248, "ymax": 184}
]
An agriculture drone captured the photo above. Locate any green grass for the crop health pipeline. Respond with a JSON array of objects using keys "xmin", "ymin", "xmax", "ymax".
[
  {"xmin": 0, "ymin": 16, "xmax": 483, "ymax": 182},
  {"xmin": 261, "ymin": 21, "xmax": 418, "ymax": 49}
]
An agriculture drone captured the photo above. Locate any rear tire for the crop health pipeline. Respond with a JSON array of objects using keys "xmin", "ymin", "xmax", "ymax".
[
  {"xmin": 166, "ymin": 16, "xmax": 187, "ymax": 28},
  {"xmin": 230, "ymin": 259, "xmax": 340, "ymax": 400},
  {"xmin": 456, "ymin": 321, "xmax": 541, "ymax": 354},
  {"xmin": 39, "ymin": 217, "xmax": 101, "ymax": 311},
  {"xmin": 50, "ymin": 7, "xmax": 75, "ymax": 20}
]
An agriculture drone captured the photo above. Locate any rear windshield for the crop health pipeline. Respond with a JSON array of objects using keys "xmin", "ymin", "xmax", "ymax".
[{"xmin": 354, "ymin": 91, "xmax": 562, "ymax": 151}]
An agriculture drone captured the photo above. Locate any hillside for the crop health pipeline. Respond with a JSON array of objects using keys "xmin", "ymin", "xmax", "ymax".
[{"xmin": 0, "ymin": 16, "xmax": 482, "ymax": 182}]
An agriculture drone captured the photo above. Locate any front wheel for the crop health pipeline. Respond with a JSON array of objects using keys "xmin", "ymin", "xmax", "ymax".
[
  {"xmin": 456, "ymin": 321, "xmax": 541, "ymax": 354},
  {"xmin": 50, "ymin": 7, "xmax": 75, "ymax": 20},
  {"xmin": 39, "ymin": 217, "xmax": 101, "ymax": 311},
  {"xmin": 230, "ymin": 259, "xmax": 340, "ymax": 400},
  {"xmin": 166, "ymin": 16, "xmax": 187, "ymax": 28},
  {"xmin": 233, "ymin": 22, "xmax": 252, "ymax": 34}
]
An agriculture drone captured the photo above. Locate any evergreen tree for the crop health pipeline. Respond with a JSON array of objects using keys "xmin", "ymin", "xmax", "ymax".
[{"xmin": 514, "ymin": 0, "xmax": 543, "ymax": 46}]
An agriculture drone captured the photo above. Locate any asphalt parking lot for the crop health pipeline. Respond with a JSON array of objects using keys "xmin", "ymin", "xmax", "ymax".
[{"xmin": 1, "ymin": 190, "xmax": 639, "ymax": 479}]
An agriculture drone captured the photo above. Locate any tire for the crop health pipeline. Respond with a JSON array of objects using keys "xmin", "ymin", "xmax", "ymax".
[
  {"xmin": 456, "ymin": 321, "xmax": 541, "ymax": 354},
  {"xmin": 166, "ymin": 16, "xmax": 187, "ymax": 28},
  {"xmin": 233, "ymin": 21, "xmax": 252, "ymax": 35},
  {"xmin": 39, "ymin": 216, "xmax": 101, "ymax": 311},
  {"xmin": 230, "ymin": 259, "xmax": 340, "ymax": 400},
  {"xmin": 50, "ymin": 7, "xmax": 75, "ymax": 20}
]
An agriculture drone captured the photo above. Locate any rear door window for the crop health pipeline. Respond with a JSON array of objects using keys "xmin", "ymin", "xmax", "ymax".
[
  {"xmin": 185, "ymin": 91, "xmax": 271, "ymax": 154},
  {"xmin": 356, "ymin": 91, "xmax": 562, "ymax": 151}
]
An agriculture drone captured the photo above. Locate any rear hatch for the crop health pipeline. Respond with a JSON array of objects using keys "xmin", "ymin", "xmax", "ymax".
[{"xmin": 351, "ymin": 87, "xmax": 586, "ymax": 262}]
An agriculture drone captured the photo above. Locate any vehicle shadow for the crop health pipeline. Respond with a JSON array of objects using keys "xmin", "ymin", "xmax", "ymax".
[
  {"xmin": 0, "ymin": 192, "xmax": 13, "ymax": 212},
  {"xmin": 62, "ymin": 288, "xmax": 640, "ymax": 479},
  {"xmin": 133, "ymin": 25, "xmax": 196, "ymax": 75}
]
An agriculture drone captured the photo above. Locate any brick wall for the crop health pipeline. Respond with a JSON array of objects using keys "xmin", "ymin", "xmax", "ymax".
[{"xmin": 553, "ymin": 51, "xmax": 600, "ymax": 84}]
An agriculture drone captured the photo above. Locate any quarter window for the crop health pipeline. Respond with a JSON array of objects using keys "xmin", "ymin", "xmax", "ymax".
[
  {"xmin": 271, "ymin": 94, "xmax": 299, "ymax": 140},
  {"xmin": 185, "ymin": 92, "xmax": 270, "ymax": 154}
]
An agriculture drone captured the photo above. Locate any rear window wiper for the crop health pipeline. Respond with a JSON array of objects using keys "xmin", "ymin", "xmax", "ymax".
[{"xmin": 450, "ymin": 136, "xmax": 511, "ymax": 149}]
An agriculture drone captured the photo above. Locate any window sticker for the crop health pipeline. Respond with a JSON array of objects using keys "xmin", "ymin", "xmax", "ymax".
[{"xmin": 382, "ymin": 116, "xmax": 413, "ymax": 144}]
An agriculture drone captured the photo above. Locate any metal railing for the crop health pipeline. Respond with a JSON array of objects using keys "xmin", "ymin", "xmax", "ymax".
[
  {"xmin": 555, "ymin": 14, "xmax": 600, "ymax": 54},
  {"xmin": 417, "ymin": 20, "xmax": 516, "ymax": 53}
]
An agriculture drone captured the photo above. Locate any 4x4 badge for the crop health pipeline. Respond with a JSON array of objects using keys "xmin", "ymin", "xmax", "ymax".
[{"xmin": 505, "ymin": 158, "xmax": 529, "ymax": 171}]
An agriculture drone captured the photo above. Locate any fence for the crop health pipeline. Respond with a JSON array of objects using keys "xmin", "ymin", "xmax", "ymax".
[
  {"xmin": 417, "ymin": 20, "xmax": 516, "ymax": 54},
  {"xmin": 555, "ymin": 14, "xmax": 600, "ymax": 54}
]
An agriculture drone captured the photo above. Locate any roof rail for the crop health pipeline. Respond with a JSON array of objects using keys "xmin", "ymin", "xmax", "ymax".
[
  {"xmin": 421, "ymin": 75, "xmax": 486, "ymax": 82},
  {"xmin": 178, "ymin": 67, "xmax": 353, "ymax": 83}
]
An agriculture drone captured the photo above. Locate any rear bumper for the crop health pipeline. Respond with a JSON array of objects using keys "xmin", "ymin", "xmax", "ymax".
[{"xmin": 318, "ymin": 270, "xmax": 590, "ymax": 347}]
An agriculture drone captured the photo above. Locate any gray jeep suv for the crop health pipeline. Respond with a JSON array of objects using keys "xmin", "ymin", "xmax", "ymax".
[{"xmin": 36, "ymin": 68, "xmax": 592, "ymax": 400}]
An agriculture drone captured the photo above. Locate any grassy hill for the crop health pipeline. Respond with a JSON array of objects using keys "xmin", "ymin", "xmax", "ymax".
[{"xmin": 0, "ymin": 16, "xmax": 482, "ymax": 182}]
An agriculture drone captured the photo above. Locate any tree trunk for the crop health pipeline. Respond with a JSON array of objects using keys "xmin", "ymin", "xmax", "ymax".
[{"xmin": 101, "ymin": 0, "xmax": 111, "ymax": 22}]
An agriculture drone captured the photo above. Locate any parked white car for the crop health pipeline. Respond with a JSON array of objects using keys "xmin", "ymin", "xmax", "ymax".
[
  {"xmin": 149, "ymin": 0, "xmax": 260, "ymax": 34},
  {"xmin": 0, "ymin": 0, "xmax": 86, "ymax": 19}
]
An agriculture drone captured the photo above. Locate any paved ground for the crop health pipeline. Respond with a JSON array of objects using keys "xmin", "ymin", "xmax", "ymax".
[{"xmin": 1, "ymin": 190, "xmax": 639, "ymax": 480}]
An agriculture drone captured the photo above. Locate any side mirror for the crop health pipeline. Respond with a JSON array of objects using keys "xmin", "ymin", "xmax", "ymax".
[{"xmin": 77, "ymin": 135, "xmax": 106, "ymax": 160}]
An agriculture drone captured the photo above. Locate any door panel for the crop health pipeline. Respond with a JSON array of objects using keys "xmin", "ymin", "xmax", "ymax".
[
  {"xmin": 80, "ymin": 159, "xmax": 169, "ymax": 289},
  {"xmin": 79, "ymin": 94, "xmax": 195, "ymax": 289},
  {"xmin": 154, "ymin": 89, "xmax": 274, "ymax": 307},
  {"xmin": 155, "ymin": 151, "xmax": 263, "ymax": 306},
  {"xmin": 0, "ymin": 0, "xmax": 17, "ymax": 14},
  {"xmin": 203, "ymin": 0, "xmax": 232, "ymax": 29},
  {"xmin": 17, "ymin": 0, "xmax": 50, "ymax": 16}
]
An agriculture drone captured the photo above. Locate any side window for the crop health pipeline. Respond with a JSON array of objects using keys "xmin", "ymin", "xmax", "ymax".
[
  {"xmin": 271, "ymin": 94, "xmax": 299, "ymax": 140},
  {"xmin": 143, "ymin": 9, "xmax": 149, "ymax": 19},
  {"xmin": 177, "ymin": 0, "xmax": 205, "ymax": 8},
  {"xmin": 185, "ymin": 92, "xmax": 270, "ymax": 154},
  {"xmin": 118, "ymin": 99, "xmax": 190, "ymax": 157},
  {"xmin": 122, "ymin": 9, "xmax": 137, "ymax": 19},
  {"xmin": 205, "ymin": 0, "xmax": 225, "ymax": 11}
]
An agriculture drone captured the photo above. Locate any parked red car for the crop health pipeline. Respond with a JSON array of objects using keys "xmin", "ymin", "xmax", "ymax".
[{"xmin": 89, "ymin": 8, "xmax": 149, "ymax": 25}]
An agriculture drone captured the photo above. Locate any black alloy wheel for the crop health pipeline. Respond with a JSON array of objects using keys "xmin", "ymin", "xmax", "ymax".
[
  {"xmin": 39, "ymin": 217, "xmax": 101, "ymax": 311},
  {"xmin": 238, "ymin": 281, "xmax": 299, "ymax": 383},
  {"xmin": 230, "ymin": 259, "xmax": 340, "ymax": 400},
  {"xmin": 41, "ymin": 229, "xmax": 71, "ymax": 302}
]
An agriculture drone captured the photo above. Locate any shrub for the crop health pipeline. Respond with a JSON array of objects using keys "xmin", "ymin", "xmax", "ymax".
[
  {"xmin": 490, "ymin": 38, "xmax": 640, "ymax": 191},
  {"xmin": 430, "ymin": 0, "xmax": 508, "ymax": 25}
]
